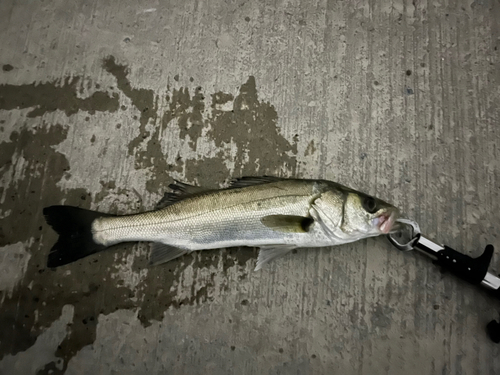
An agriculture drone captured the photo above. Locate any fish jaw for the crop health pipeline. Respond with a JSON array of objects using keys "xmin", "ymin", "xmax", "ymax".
[{"xmin": 372, "ymin": 210, "xmax": 399, "ymax": 234}]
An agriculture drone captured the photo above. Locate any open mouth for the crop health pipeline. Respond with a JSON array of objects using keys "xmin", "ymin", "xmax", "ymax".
[{"xmin": 375, "ymin": 212, "xmax": 397, "ymax": 234}]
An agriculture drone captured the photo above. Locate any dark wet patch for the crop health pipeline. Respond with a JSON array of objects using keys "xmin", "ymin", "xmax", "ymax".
[
  {"xmin": 102, "ymin": 56, "xmax": 179, "ymax": 195},
  {"xmin": 212, "ymin": 91, "xmax": 234, "ymax": 106},
  {"xmin": 183, "ymin": 157, "xmax": 229, "ymax": 189},
  {"xmin": 220, "ymin": 247, "xmax": 257, "ymax": 273},
  {"xmin": 132, "ymin": 250, "xmax": 215, "ymax": 325},
  {"xmin": 0, "ymin": 125, "xmax": 132, "ymax": 372},
  {"xmin": 0, "ymin": 125, "xmax": 111, "ymax": 365},
  {"xmin": 370, "ymin": 303, "xmax": 394, "ymax": 329},
  {"xmin": 102, "ymin": 56, "xmax": 157, "ymax": 158},
  {"xmin": 93, "ymin": 180, "xmax": 144, "ymax": 213},
  {"xmin": 167, "ymin": 86, "xmax": 205, "ymax": 150},
  {"xmin": 0, "ymin": 77, "xmax": 119, "ymax": 117},
  {"xmin": 304, "ymin": 140, "xmax": 316, "ymax": 156},
  {"xmin": 0, "ymin": 57, "xmax": 299, "ymax": 372},
  {"xmin": 125, "ymin": 72, "xmax": 298, "ymax": 193},
  {"xmin": 37, "ymin": 360, "xmax": 60, "ymax": 375},
  {"xmin": 206, "ymin": 76, "xmax": 297, "ymax": 176},
  {"xmin": 132, "ymin": 245, "xmax": 258, "ymax": 325},
  {"xmin": 2, "ymin": 64, "xmax": 14, "ymax": 72}
]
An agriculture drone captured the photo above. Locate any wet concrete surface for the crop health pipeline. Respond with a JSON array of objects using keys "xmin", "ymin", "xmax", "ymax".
[{"xmin": 1, "ymin": 0, "xmax": 500, "ymax": 373}]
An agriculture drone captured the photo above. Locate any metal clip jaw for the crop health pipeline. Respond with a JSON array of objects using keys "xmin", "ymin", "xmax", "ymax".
[{"xmin": 387, "ymin": 219, "xmax": 421, "ymax": 252}]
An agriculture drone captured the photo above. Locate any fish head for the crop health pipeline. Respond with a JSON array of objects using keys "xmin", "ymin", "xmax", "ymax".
[{"xmin": 342, "ymin": 191, "xmax": 400, "ymax": 236}]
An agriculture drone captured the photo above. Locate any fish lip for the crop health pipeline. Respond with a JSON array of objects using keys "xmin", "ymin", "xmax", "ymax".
[{"xmin": 376, "ymin": 211, "xmax": 398, "ymax": 234}]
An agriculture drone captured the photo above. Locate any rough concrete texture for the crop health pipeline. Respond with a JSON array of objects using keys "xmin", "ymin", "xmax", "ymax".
[{"xmin": 1, "ymin": 0, "xmax": 500, "ymax": 373}]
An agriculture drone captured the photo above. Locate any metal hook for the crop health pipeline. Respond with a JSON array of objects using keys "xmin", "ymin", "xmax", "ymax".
[{"xmin": 387, "ymin": 218, "xmax": 421, "ymax": 251}]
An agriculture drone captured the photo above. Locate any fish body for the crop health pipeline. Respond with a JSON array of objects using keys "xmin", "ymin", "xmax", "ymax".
[{"xmin": 44, "ymin": 177, "xmax": 399, "ymax": 270}]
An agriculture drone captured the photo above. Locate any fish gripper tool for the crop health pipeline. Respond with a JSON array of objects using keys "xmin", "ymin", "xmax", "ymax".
[{"xmin": 388, "ymin": 219, "xmax": 500, "ymax": 343}]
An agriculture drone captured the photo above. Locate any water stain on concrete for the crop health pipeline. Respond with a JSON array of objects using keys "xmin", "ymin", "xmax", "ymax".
[
  {"xmin": 0, "ymin": 124, "xmax": 97, "ymax": 370},
  {"xmin": 206, "ymin": 76, "xmax": 297, "ymax": 177},
  {"xmin": 0, "ymin": 241, "xmax": 32, "ymax": 302},
  {"xmin": 164, "ymin": 86, "xmax": 206, "ymax": 150},
  {"xmin": 0, "ymin": 305, "xmax": 74, "ymax": 375},
  {"xmin": 0, "ymin": 77, "xmax": 119, "ymax": 117},
  {"xmin": 0, "ymin": 119, "xmax": 134, "ymax": 374},
  {"xmin": 304, "ymin": 140, "xmax": 316, "ymax": 156},
  {"xmin": 156, "ymin": 77, "xmax": 297, "ymax": 186},
  {"xmin": 0, "ymin": 56, "xmax": 298, "ymax": 373},
  {"xmin": 102, "ymin": 56, "xmax": 157, "ymax": 157}
]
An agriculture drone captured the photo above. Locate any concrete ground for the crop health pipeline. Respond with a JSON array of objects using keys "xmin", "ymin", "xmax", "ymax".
[{"xmin": 1, "ymin": 0, "xmax": 500, "ymax": 373}]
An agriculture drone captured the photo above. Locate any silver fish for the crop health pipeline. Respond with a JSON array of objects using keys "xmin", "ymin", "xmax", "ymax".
[{"xmin": 43, "ymin": 177, "xmax": 399, "ymax": 270}]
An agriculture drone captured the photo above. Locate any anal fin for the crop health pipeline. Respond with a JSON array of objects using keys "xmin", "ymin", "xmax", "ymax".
[
  {"xmin": 149, "ymin": 243, "xmax": 189, "ymax": 266},
  {"xmin": 255, "ymin": 245, "xmax": 296, "ymax": 271}
]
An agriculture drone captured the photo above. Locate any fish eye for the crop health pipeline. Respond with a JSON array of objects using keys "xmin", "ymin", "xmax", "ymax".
[{"xmin": 362, "ymin": 196, "xmax": 378, "ymax": 213}]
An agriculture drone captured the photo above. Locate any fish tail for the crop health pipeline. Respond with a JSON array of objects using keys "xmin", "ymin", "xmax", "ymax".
[{"xmin": 43, "ymin": 206, "xmax": 111, "ymax": 267}]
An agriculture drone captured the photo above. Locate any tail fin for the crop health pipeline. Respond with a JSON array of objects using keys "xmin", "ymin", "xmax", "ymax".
[{"xmin": 43, "ymin": 206, "xmax": 112, "ymax": 267}]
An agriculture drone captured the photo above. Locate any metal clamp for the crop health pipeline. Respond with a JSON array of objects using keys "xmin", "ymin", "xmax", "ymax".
[{"xmin": 387, "ymin": 218, "xmax": 421, "ymax": 251}]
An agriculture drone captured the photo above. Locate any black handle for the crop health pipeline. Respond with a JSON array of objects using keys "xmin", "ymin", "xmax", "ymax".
[
  {"xmin": 487, "ymin": 319, "xmax": 500, "ymax": 343},
  {"xmin": 398, "ymin": 230, "xmax": 500, "ymax": 343},
  {"xmin": 435, "ymin": 245, "xmax": 494, "ymax": 285},
  {"xmin": 434, "ymin": 244, "xmax": 500, "ymax": 343}
]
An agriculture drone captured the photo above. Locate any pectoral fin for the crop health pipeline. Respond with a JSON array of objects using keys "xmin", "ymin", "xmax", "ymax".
[
  {"xmin": 149, "ymin": 243, "xmax": 189, "ymax": 266},
  {"xmin": 260, "ymin": 215, "xmax": 314, "ymax": 233},
  {"xmin": 255, "ymin": 245, "xmax": 296, "ymax": 271}
]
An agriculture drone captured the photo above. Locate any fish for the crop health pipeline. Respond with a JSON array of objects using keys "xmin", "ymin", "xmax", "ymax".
[{"xmin": 43, "ymin": 177, "xmax": 400, "ymax": 270}]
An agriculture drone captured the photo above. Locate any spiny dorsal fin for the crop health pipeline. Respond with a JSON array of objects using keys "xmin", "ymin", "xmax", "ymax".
[
  {"xmin": 168, "ymin": 180, "xmax": 207, "ymax": 195},
  {"xmin": 260, "ymin": 215, "xmax": 314, "ymax": 233},
  {"xmin": 228, "ymin": 176, "xmax": 286, "ymax": 189},
  {"xmin": 156, "ymin": 180, "xmax": 211, "ymax": 209},
  {"xmin": 255, "ymin": 245, "xmax": 296, "ymax": 270},
  {"xmin": 156, "ymin": 177, "xmax": 288, "ymax": 209}
]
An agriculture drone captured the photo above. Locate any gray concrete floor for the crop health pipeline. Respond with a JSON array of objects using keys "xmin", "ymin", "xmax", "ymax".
[{"xmin": 1, "ymin": 0, "xmax": 500, "ymax": 373}]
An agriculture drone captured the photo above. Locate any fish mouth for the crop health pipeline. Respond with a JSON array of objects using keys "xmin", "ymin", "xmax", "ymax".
[{"xmin": 374, "ymin": 211, "xmax": 398, "ymax": 234}]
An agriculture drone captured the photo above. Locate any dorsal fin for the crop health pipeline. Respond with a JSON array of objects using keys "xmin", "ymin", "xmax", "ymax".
[
  {"xmin": 156, "ymin": 180, "xmax": 212, "ymax": 209},
  {"xmin": 156, "ymin": 177, "xmax": 288, "ymax": 209},
  {"xmin": 229, "ymin": 176, "xmax": 286, "ymax": 189},
  {"xmin": 168, "ymin": 180, "xmax": 207, "ymax": 195}
]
